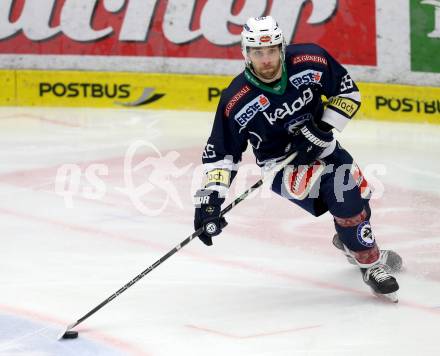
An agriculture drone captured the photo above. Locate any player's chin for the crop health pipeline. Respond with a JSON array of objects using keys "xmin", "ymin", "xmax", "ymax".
[{"xmin": 261, "ymin": 69, "xmax": 277, "ymax": 80}]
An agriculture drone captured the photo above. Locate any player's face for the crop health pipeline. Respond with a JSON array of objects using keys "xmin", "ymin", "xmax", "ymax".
[{"xmin": 248, "ymin": 45, "xmax": 281, "ymax": 80}]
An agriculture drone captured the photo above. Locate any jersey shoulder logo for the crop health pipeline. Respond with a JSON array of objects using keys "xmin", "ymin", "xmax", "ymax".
[
  {"xmin": 289, "ymin": 70, "xmax": 323, "ymax": 89},
  {"xmin": 234, "ymin": 94, "xmax": 270, "ymax": 127},
  {"xmin": 328, "ymin": 96, "xmax": 360, "ymax": 118},
  {"xmin": 292, "ymin": 54, "xmax": 328, "ymax": 66},
  {"xmin": 224, "ymin": 85, "xmax": 251, "ymax": 117}
]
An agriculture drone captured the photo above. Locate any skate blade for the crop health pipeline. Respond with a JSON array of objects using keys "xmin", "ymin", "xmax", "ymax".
[{"xmin": 373, "ymin": 291, "xmax": 398, "ymax": 303}]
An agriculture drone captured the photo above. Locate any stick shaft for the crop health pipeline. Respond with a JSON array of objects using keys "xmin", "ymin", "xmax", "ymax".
[
  {"xmin": 63, "ymin": 152, "xmax": 296, "ymax": 333},
  {"xmin": 66, "ymin": 178, "xmax": 264, "ymax": 331}
]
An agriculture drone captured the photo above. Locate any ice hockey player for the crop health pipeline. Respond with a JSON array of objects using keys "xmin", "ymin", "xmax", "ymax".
[{"xmin": 194, "ymin": 16, "xmax": 402, "ymax": 302}]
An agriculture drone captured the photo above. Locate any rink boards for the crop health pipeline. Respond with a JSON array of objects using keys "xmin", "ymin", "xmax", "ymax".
[{"xmin": 0, "ymin": 69, "xmax": 438, "ymax": 124}]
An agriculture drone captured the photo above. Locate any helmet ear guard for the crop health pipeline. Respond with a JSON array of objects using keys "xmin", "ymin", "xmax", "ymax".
[{"xmin": 241, "ymin": 16, "xmax": 286, "ymax": 68}]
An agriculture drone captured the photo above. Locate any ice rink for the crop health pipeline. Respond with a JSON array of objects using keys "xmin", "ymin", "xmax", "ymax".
[{"xmin": 1, "ymin": 106, "xmax": 439, "ymax": 355}]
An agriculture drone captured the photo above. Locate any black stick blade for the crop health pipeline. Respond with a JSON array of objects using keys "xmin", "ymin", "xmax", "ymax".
[{"xmin": 62, "ymin": 330, "xmax": 79, "ymax": 339}]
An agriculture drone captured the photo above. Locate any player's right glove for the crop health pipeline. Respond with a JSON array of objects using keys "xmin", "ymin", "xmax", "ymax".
[
  {"xmin": 290, "ymin": 119, "xmax": 333, "ymax": 167},
  {"xmin": 194, "ymin": 189, "xmax": 228, "ymax": 246}
]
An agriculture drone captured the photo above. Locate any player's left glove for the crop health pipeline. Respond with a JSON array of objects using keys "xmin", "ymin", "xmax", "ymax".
[
  {"xmin": 194, "ymin": 189, "xmax": 228, "ymax": 246},
  {"xmin": 290, "ymin": 119, "xmax": 333, "ymax": 167}
]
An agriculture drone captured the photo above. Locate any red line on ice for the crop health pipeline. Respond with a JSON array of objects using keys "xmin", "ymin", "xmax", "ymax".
[
  {"xmin": 185, "ymin": 323, "xmax": 322, "ymax": 339},
  {"xmin": 0, "ymin": 113, "xmax": 83, "ymax": 127},
  {"xmin": 0, "ymin": 206, "xmax": 440, "ymax": 319}
]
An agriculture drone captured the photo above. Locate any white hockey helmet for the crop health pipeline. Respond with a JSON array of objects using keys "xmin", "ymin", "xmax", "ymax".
[{"xmin": 241, "ymin": 16, "xmax": 286, "ymax": 67}]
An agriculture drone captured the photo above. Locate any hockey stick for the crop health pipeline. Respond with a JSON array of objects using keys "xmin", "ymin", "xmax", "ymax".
[{"xmin": 58, "ymin": 153, "xmax": 295, "ymax": 339}]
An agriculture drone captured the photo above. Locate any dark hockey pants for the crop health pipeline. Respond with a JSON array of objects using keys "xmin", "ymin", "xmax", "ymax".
[{"xmin": 271, "ymin": 142, "xmax": 377, "ymax": 253}]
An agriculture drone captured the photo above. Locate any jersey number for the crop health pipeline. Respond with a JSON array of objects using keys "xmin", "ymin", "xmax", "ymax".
[
  {"xmin": 202, "ymin": 144, "xmax": 216, "ymax": 159},
  {"xmin": 340, "ymin": 74, "xmax": 354, "ymax": 92}
]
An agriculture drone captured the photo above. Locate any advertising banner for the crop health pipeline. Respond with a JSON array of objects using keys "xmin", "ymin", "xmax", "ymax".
[
  {"xmin": 14, "ymin": 70, "xmax": 232, "ymax": 110},
  {"xmin": 358, "ymin": 83, "xmax": 440, "ymax": 124},
  {"xmin": 0, "ymin": 70, "xmax": 15, "ymax": 104},
  {"xmin": 3, "ymin": 69, "xmax": 439, "ymax": 124},
  {"xmin": 0, "ymin": 0, "xmax": 376, "ymax": 66},
  {"xmin": 411, "ymin": 0, "xmax": 440, "ymax": 73}
]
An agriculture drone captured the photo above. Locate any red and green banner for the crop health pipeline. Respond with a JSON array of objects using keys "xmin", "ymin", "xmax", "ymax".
[
  {"xmin": 0, "ymin": 0, "xmax": 376, "ymax": 66},
  {"xmin": 411, "ymin": 0, "xmax": 440, "ymax": 72}
]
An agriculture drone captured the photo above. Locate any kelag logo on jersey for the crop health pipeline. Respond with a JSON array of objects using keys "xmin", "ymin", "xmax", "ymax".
[
  {"xmin": 289, "ymin": 70, "xmax": 323, "ymax": 89},
  {"xmin": 234, "ymin": 95, "xmax": 270, "ymax": 127},
  {"xmin": 263, "ymin": 88, "xmax": 314, "ymax": 125}
]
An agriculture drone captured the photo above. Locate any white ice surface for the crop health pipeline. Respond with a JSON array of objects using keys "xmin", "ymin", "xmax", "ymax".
[{"xmin": 0, "ymin": 107, "xmax": 439, "ymax": 355}]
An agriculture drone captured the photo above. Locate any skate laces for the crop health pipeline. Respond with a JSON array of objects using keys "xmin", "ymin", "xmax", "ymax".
[{"xmin": 367, "ymin": 265, "xmax": 392, "ymax": 282}]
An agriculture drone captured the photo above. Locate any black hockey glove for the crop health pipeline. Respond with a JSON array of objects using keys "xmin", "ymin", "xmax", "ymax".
[
  {"xmin": 194, "ymin": 189, "xmax": 228, "ymax": 246},
  {"xmin": 290, "ymin": 119, "xmax": 333, "ymax": 167}
]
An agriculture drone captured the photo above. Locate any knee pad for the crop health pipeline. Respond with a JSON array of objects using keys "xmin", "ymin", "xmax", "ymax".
[{"xmin": 333, "ymin": 204, "xmax": 380, "ymax": 267}]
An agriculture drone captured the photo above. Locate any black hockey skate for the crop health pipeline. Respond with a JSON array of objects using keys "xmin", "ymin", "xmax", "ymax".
[
  {"xmin": 361, "ymin": 264, "xmax": 399, "ymax": 303},
  {"xmin": 332, "ymin": 234, "xmax": 403, "ymax": 273}
]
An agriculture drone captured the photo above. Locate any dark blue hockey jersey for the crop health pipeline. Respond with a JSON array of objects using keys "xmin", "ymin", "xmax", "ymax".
[{"xmin": 202, "ymin": 43, "xmax": 361, "ymax": 190}]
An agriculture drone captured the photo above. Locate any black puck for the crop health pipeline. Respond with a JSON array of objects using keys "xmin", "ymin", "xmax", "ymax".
[{"xmin": 62, "ymin": 330, "xmax": 79, "ymax": 339}]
